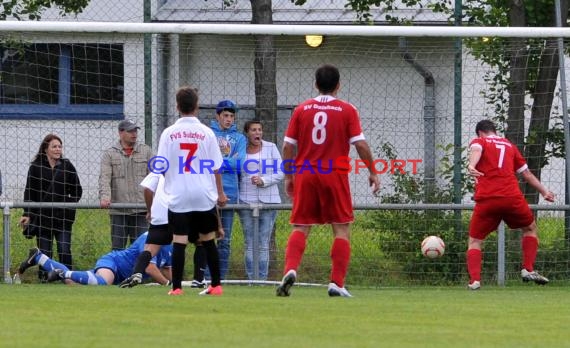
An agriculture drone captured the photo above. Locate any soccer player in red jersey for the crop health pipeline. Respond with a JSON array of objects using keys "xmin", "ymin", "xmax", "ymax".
[
  {"xmin": 276, "ymin": 64, "xmax": 380, "ymax": 297},
  {"xmin": 466, "ymin": 120, "xmax": 555, "ymax": 290}
]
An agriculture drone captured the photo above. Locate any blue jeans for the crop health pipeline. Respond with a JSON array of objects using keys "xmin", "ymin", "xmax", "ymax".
[{"xmin": 238, "ymin": 206, "xmax": 277, "ymax": 280}]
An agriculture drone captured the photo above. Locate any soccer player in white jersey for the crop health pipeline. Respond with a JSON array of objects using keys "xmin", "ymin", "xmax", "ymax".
[
  {"xmin": 118, "ymin": 172, "xmax": 173, "ymax": 287},
  {"xmin": 157, "ymin": 86, "xmax": 227, "ymax": 296},
  {"xmin": 119, "ymin": 172, "xmax": 210, "ymax": 289}
]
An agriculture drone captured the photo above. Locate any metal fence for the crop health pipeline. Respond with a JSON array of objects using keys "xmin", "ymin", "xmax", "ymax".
[
  {"xmin": 0, "ymin": 1, "xmax": 569, "ymax": 287},
  {"xmin": 3, "ymin": 202, "xmax": 569, "ymax": 287}
]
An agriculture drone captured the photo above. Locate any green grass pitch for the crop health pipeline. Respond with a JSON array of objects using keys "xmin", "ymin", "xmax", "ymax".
[{"xmin": 2, "ymin": 284, "xmax": 569, "ymax": 347}]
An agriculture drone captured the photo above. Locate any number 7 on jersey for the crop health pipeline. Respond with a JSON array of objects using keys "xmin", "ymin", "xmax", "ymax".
[{"xmin": 180, "ymin": 143, "xmax": 198, "ymax": 172}]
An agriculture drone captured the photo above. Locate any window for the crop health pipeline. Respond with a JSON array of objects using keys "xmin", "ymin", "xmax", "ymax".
[{"xmin": 0, "ymin": 43, "xmax": 124, "ymax": 119}]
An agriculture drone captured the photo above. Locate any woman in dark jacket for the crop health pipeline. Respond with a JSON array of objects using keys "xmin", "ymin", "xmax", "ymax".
[{"xmin": 19, "ymin": 134, "xmax": 82, "ymax": 279}]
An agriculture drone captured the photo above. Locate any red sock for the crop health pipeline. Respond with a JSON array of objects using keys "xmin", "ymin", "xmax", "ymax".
[
  {"xmin": 522, "ymin": 235, "xmax": 538, "ymax": 272},
  {"xmin": 466, "ymin": 249, "xmax": 482, "ymax": 282},
  {"xmin": 330, "ymin": 238, "xmax": 351, "ymax": 288},
  {"xmin": 283, "ymin": 230, "xmax": 307, "ymax": 274}
]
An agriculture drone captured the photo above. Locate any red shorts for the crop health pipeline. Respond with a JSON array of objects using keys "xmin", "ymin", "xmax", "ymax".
[
  {"xmin": 290, "ymin": 171, "xmax": 353, "ymax": 225},
  {"xmin": 468, "ymin": 196, "xmax": 534, "ymax": 240}
]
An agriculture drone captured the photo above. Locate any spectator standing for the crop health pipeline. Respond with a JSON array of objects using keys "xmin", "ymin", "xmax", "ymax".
[
  {"xmin": 238, "ymin": 120, "xmax": 284, "ymax": 281},
  {"xmin": 209, "ymin": 99, "xmax": 246, "ymax": 279},
  {"xmin": 99, "ymin": 119, "xmax": 154, "ymax": 250},
  {"xmin": 19, "ymin": 134, "xmax": 83, "ymax": 281}
]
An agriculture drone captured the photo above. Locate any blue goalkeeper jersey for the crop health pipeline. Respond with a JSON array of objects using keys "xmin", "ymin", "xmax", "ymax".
[{"xmin": 100, "ymin": 232, "xmax": 172, "ymax": 283}]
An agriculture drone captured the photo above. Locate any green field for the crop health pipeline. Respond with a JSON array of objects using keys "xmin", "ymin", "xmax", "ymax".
[{"xmin": 2, "ymin": 284, "xmax": 569, "ymax": 347}]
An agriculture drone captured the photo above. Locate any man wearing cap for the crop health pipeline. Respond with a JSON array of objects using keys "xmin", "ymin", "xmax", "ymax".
[
  {"xmin": 207, "ymin": 99, "xmax": 246, "ymax": 280},
  {"xmin": 99, "ymin": 119, "xmax": 154, "ymax": 250}
]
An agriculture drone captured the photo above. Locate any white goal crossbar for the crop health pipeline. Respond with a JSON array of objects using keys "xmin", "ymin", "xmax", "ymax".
[{"xmin": 0, "ymin": 21, "xmax": 569, "ymax": 37}]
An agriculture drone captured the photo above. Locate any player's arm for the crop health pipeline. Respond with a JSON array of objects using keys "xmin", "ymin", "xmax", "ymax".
[
  {"xmin": 520, "ymin": 170, "xmax": 555, "ymax": 202},
  {"xmin": 353, "ymin": 140, "xmax": 380, "ymax": 194},
  {"xmin": 216, "ymin": 206, "xmax": 224, "ymax": 240},
  {"xmin": 467, "ymin": 144, "xmax": 484, "ymax": 177},
  {"xmin": 214, "ymin": 170, "xmax": 228, "ymax": 207},
  {"xmin": 145, "ymin": 262, "xmax": 170, "ymax": 285},
  {"xmin": 160, "ymin": 266, "xmax": 172, "ymax": 282},
  {"xmin": 140, "ymin": 173, "xmax": 159, "ymax": 222},
  {"xmin": 143, "ymin": 188, "xmax": 154, "ymax": 222}
]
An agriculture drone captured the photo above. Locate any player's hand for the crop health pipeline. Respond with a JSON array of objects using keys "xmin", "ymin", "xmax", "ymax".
[
  {"xmin": 542, "ymin": 190, "xmax": 555, "ymax": 202},
  {"xmin": 285, "ymin": 176, "xmax": 294, "ymax": 198},
  {"xmin": 145, "ymin": 211, "xmax": 151, "ymax": 223},
  {"xmin": 18, "ymin": 216, "xmax": 30, "ymax": 228},
  {"xmin": 216, "ymin": 228, "xmax": 225, "ymax": 240},
  {"xmin": 217, "ymin": 192, "xmax": 228, "ymax": 207},
  {"xmin": 100, "ymin": 199, "xmax": 111, "ymax": 208},
  {"xmin": 467, "ymin": 165, "xmax": 484, "ymax": 177},
  {"xmin": 369, "ymin": 174, "xmax": 380, "ymax": 195}
]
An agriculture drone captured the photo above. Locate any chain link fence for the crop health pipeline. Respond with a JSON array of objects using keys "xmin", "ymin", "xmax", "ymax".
[{"xmin": 0, "ymin": 1, "xmax": 569, "ymax": 286}]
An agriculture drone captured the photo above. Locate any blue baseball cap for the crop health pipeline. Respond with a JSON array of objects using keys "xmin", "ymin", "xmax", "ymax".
[{"xmin": 216, "ymin": 99, "xmax": 238, "ymax": 114}]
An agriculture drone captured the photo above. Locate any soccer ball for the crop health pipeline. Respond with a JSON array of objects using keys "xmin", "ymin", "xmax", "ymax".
[{"xmin": 421, "ymin": 236, "xmax": 445, "ymax": 258}]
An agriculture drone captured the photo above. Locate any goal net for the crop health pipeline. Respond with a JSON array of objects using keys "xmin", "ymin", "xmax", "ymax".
[{"xmin": 1, "ymin": 21, "xmax": 568, "ymax": 287}]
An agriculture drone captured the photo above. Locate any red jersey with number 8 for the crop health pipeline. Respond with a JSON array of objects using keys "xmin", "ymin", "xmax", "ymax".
[
  {"xmin": 469, "ymin": 135, "xmax": 528, "ymax": 200},
  {"xmin": 284, "ymin": 96, "xmax": 364, "ymax": 170}
]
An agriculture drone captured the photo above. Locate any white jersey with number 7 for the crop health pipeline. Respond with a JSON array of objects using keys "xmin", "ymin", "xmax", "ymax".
[{"xmin": 157, "ymin": 116, "xmax": 223, "ymax": 212}]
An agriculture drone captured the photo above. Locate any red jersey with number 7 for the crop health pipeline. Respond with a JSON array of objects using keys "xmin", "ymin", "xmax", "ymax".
[
  {"xmin": 284, "ymin": 96, "xmax": 365, "ymax": 170},
  {"xmin": 469, "ymin": 135, "xmax": 528, "ymax": 200}
]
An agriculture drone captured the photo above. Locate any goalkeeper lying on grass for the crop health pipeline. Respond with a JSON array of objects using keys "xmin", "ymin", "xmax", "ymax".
[{"xmin": 16, "ymin": 231, "xmax": 172, "ymax": 286}]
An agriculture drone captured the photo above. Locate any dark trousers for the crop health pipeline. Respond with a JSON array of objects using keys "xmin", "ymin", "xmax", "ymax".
[
  {"xmin": 36, "ymin": 228, "xmax": 72, "ymax": 281},
  {"xmin": 110, "ymin": 213, "xmax": 148, "ymax": 250}
]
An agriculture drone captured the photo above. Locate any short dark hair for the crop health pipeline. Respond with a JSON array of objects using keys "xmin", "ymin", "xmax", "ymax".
[
  {"xmin": 475, "ymin": 120, "xmax": 497, "ymax": 135},
  {"xmin": 176, "ymin": 86, "xmax": 199, "ymax": 114},
  {"xmin": 315, "ymin": 64, "xmax": 340, "ymax": 94},
  {"xmin": 243, "ymin": 120, "xmax": 262, "ymax": 133}
]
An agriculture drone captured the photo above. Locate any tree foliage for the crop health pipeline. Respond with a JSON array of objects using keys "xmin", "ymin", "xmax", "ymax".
[{"xmin": 0, "ymin": 0, "xmax": 89, "ymax": 21}]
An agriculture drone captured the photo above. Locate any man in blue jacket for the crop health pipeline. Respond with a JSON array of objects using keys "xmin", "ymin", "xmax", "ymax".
[{"xmin": 208, "ymin": 99, "xmax": 246, "ymax": 280}]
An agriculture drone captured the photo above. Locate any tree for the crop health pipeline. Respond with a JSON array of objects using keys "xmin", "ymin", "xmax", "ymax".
[
  {"xmin": 0, "ymin": 0, "xmax": 89, "ymax": 20},
  {"xmin": 251, "ymin": 0, "xmax": 278, "ymax": 144}
]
